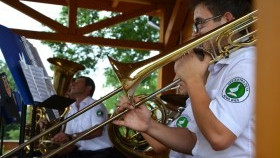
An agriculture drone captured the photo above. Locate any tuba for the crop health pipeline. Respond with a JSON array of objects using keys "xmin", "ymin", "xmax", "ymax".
[{"xmin": 48, "ymin": 57, "xmax": 85, "ymax": 97}]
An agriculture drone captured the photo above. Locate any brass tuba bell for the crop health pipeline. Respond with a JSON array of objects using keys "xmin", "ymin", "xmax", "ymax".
[{"xmin": 47, "ymin": 57, "xmax": 85, "ymax": 97}]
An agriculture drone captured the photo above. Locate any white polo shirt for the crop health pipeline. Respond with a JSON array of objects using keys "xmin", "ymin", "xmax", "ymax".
[
  {"xmin": 169, "ymin": 99, "xmax": 196, "ymax": 158},
  {"xmin": 187, "ymin": 46, "xmax": 256, "ymax": 158},
  {"xmin": 65, "ymin": 96, "xmax": 113, "ymax": 151}
]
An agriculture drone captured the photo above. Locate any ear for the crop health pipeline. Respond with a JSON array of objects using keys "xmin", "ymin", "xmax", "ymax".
[
  {"xmin": 223, "ymin": 12, "xmax": 235, "ymax": 22},
  {"xmin": 86, "ymin": 86, "xmax": 92, "ymax": 94}
]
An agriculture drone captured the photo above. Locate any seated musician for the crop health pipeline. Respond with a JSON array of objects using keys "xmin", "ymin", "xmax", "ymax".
[
  {"xmin": 52, "ymin": 76, "xmax": 124, "ymax": 158},
  {"xmin": 113, "ymin": 0, "xmax": 256, "ymax": 157}
]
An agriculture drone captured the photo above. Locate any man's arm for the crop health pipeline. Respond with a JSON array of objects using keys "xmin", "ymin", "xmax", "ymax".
[
  {"xmin": 186, "ymin": 78, "xmax": 236, "ymax": 150},
  {"xmin": 175, "ymin": 52, "xmax": 236, "ymax": 150},
  {"xmin": 145, "ymin": 120, "xmax": 196, "ymax": 154},
  {"xmin": 113, "ymin": 104, "xmax": 196, "ymax": 154},
  {"xmin": 52, "ymin": 132, "xmax": 77, "ymax": 156},
  {"xmin": 141, "ymin": 133, "xmax": 169, "ymax": 153}
]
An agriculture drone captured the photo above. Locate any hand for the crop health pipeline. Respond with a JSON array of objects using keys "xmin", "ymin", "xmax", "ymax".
[
  {"xmin": 113, "ymin": 95, "xmax": 152, "ymax": 133},
  {"xmin": 174, "ymin": 51, "xmax": 211, "ymax": 87},
  {"xmin": 52, "ymin": 132, "xmax": 70, "ymax": 144},
  {"xmin": 173, "ymin": 75, "xmax": 188, "ymax": 95}
]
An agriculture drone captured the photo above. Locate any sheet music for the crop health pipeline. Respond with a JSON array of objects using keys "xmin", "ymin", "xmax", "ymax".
[
  {"xmin": 20, "ymin": 37, "xmax": 60, "ymax": 119},
  {"xmin": 19, "ymin": 61, "xmax": 49, "ymax": 102},
  {"xmin": 21, "ymin": 37, "xmax": 56, "ymax": 96}
]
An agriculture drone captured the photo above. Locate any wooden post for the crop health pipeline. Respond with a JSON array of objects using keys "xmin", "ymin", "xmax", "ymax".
[{"xmin": 256, "ymin": 1, "xmax": 280, "ymax": 157}]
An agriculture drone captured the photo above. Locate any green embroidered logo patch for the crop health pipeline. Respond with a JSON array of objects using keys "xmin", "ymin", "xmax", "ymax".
[
  {"xmin": 96, "ymin": 110, "xmax": 104, "ymax": 117},
  {"xmin": 222, "ymin": 77, "xmax": 250, "ymax": 103},
  {"xmin": 176, "ymin": 117, "xmax": 189, "ymax": 128}
]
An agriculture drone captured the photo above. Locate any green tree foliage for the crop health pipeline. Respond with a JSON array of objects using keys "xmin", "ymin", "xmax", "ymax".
[
  {"xmin": 42, "ymin": 7, "xmax": 160, "ymax": 111},
  {"xmin": 0, "ymin": 60, "xmax": 16, "ymax": 90},
  {"xmin": 5, "ymin": 124, "xmax": 20, "ymax": 140}
]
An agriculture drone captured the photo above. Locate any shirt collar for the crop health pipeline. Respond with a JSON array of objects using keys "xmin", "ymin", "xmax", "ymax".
[
  {"xmin": 75, "ymin": 96, "xmax": 93, "ymax": 110},
  {"xmin": 208, "ymin": 46, "xmax": 251, "ymax": 73}
]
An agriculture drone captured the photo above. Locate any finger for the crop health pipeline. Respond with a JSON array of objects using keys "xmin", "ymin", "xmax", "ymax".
[
  {"xmin": 52, "ymin": 137, "xmax": 59, "ymax": 143},
  {"xmin": 112, "ymin": 120, "xmax": 125, "ymax": 126},
  {"xmin": 119, "ymin": 95, "xmax": 129, "ymax": 104},
  {"xmin": 127, "ymin": 104, "xmax": 135, "ymax": 110},
  {"xmin": 134, "ymin": 96, "xmax": 141, "ymax": 103},
  {"xmin": 115, "ymin": 105, "xmax": 124, "ymax": 113},
  {"xmin": 115, "ymin": 103, "xmax": 134, "ymax": 114}
]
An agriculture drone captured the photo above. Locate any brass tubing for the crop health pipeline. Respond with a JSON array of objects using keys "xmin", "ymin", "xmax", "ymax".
[
  {"xmin": 42, "ymin": 79, "xmax": 181, "ymax": 158},
  {"xmin": 0, "ymin": 87, "xmax": 123, "ymax": 158}
]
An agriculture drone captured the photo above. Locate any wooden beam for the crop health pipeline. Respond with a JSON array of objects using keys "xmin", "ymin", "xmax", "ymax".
[
  {"xmin": 157, "ymin": 0, "xmax": 175, "ymax": 91},
  {"xmin": 78, "ymin": 5, "xmax": 160, "ymax": 35},
  {"xmin": 113, "ymin": 0, "xmax": 166, "ymax": 5},
  {"xmin": 11, "ymin": 29, "xmax": 164, "ymax": 51},
  {"xmin": 22, "ymin": 0, "xmax": 168, "ymax": 6},
  {"xmin": 164, "ymin": 0, "xmax": 189, "ymax": 47},
  {"xmin": 2, "ymin": 0, "xmax": 67, "ymax": 33},
  {"xmin": 256, "ymin": 0, "xmax": 280, "ymax": 157},
  {"xmin": 67, "ymin": 0, "xmax": 77, "ymax": 34},
  {"xmin": 21, "ymin": 0, "xmax": 166, "ymax": 13},
  {"xmin": 21, "ymin": 0, "xmax": 66, "ymax": 6}
]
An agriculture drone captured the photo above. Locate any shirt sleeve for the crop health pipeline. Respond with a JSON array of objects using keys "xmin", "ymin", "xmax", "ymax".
[
  {"xmin": 89, "ymin": 103, "xmax": 108, "ymax": 127},
  {"xmin": 209, "ymin": 58, "xmax": 256, "ymax": 136}
]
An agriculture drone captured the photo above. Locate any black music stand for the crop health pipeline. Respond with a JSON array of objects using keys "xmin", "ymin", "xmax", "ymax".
[{"xmin": 38, "ymin": 95, "xmax": 75, "ymax": 110}]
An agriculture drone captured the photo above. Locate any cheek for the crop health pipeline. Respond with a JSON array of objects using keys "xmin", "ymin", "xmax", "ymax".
[{"xmin": 201, "ymin": 22, "xmax": 218, "ymax": 34}]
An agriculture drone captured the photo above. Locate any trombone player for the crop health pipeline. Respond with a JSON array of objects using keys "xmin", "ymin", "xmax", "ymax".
[{"xmin": 114, "ymin": 0, "xmax": 256, "ymax": 157}]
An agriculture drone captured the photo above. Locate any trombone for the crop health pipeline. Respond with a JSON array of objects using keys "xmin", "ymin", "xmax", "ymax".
[{"xmin": 1, "ymin": 10, "xmax": 258, "ymax": 158}]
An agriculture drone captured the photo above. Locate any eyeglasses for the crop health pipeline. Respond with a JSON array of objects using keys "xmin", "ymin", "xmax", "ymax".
[{"xmin": 192, "ymin": 15, "xmax": 222, "ymax": 34}]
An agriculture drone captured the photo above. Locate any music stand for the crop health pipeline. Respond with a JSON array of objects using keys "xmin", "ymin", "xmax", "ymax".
[{"xmin": 38, "ymin": 95, "xmax": 75, "ymax": 111}]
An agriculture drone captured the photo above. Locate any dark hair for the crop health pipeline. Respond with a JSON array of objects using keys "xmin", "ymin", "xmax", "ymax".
[
  {"xmin": 77, "ymin": 76, "xmax": 95, "ymax": 97},
  {"xmin": 190, "ymin": 0, "xmax": 253, "ymax": 20}
]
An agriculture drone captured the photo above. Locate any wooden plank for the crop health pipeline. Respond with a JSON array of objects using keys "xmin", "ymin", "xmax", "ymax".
[
  {"xmin": 164, "ymin": 0, "xmax": 189, "ymax": 47},
  {"xmin": 22, "ymin": 0, "xmax": 168, "ymax": 5},
  {"xmin": 256, "ymin": 1, "xmax": 280, "ymax": 158},
  {"xmin": 78, "ymin": 5, "xmax": 160, "ymax": 35},
  {"xmin": 21, "ymin": 0, "xmax": 167, "ymax": 12},
  {"xmin": 68, "ymin": 0, "xmax": 77, "ymax": 34},
  {"xmin": 2, "ymin": 0, "xmax": 67, "ymax": 33},
  {"xmin": 11, "ymin": 29, "xmax": 164, "ymax": 51}
]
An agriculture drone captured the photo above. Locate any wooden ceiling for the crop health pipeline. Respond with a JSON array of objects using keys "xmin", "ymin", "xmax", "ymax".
[
  {"xmin": 1, "ymin": 0, "xmax": 193, "ymax": 89},
  {"xmin": 1, "ymin": 0, "xmax": 192, "ymax": 52}
]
